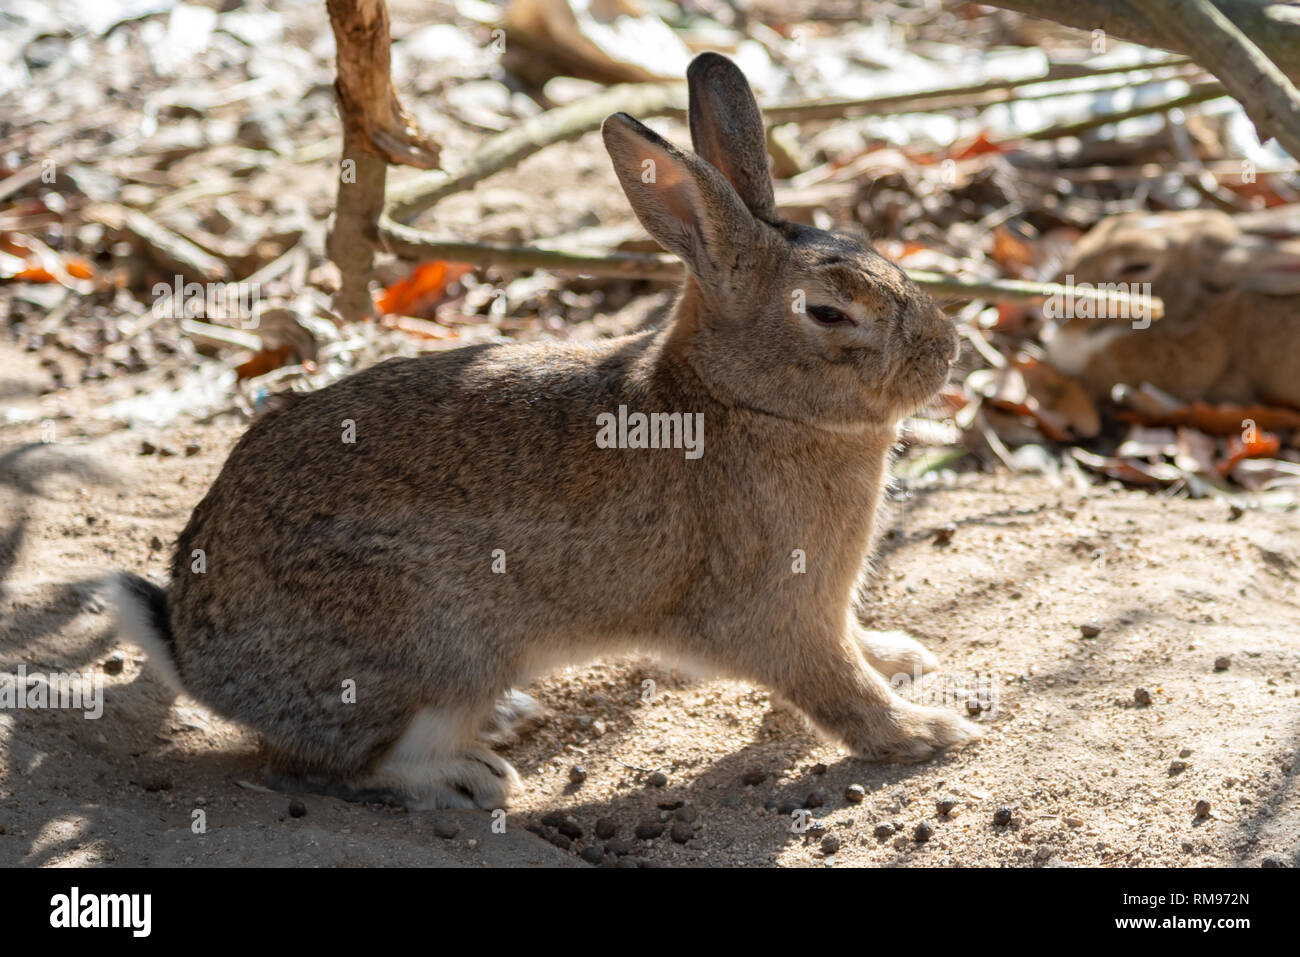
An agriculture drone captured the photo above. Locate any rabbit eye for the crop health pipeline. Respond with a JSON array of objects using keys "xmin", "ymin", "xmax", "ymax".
[
  {"xmin": 1118, "ymin": 262, "xmax": 1154, "ymax": 278},
  {"xmin": 808, "ymin": 305, "xmax": 856, "ymax": 326}
]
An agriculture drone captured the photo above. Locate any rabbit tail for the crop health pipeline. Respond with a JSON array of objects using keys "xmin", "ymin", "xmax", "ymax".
[{"xmin": 107, "ymin": 571, "xmax": 186, "ymax": 693}]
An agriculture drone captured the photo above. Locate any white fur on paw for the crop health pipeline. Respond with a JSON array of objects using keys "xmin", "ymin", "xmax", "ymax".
[
  {"xmin": 881, "ymin": 704, "xmax": 982, "ymax": 763},
  {"xmin": 481, "ymin": 689, "xmax": 545, "ymax": 743},
  {"xmin": 372, "ymin": 747, "xmax": 521, "ymax": 810},
  {"xmin": 857, "ymin": 629, "xmax": 940, "ymax": 679}
]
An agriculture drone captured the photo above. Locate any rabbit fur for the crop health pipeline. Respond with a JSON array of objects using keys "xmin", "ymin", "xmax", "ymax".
[
  {"xmin": 110, "ymin": 52, "xmax": 978, "ymax": 810},
  {"xmin": 1046, "ymin": 208, "xmax": 1300, "ymax": 408}
]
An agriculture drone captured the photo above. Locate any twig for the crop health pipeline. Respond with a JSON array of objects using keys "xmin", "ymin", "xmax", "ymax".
[
  {"xmin": 1101, "ymin": 846, "xmax": 1139, "ymax": 866},
  {"xmin": 961, "ymin": 324, "xmax": 1009, "ymax": 370},
  {"xmin": 881, "ymin": 64, "xmax": 1208, "ymax": 115},
  {"xmin": 119, "ymin": 307, "xmax": 167, "ymax": 343},
  {"xmin": 35, "ymin": 289, "xmax": 76, "ymax": 335},
  {"xmin": 149, "ymin": 178, "xmax": 238, "ymax": 215},
  {"xmin": 387, "ymin": 83, "xmax": 688, "ymax": 223},
  {"xmin": 1016, "ymin": 159, "xmax": 1299, "ymax": 183},
  {"xmin": 82, "ymin": 202, "xmax": 232, "ymax": 282},
  {"xmin": 377, "ymin": 224, "xmax": 683, "ymax": 280},
  {"xmin": 0, "ymin": 161, "xmax": 48, "ymax": 204},
  {"xmin": 1145, "ymin": 0, "xmax": 1300, "ymax": 159},
  {"xmin": 617, "ymin": 762, "xmax": 668, "ymax": 774},
  {"xmin": 761, "ymin": 58, "xmax": 1198, "ymax": 123},
  {"xmin": 974, "ymin": 408, "xmax": 1021, "ymax": 472},
  {"xmin": 324, "ymin": 0, "xmax": 440, "ymax": 169},
  {"xmin": 376, "ymin": 223, "xmax": 1166, "ymax": 315},
  {"xmin": 1022, "ymin": 82, "xmax": 1227, "ymax": 140},
  {"xmin": 242, "ymin": 238, "xmax": 305, "ymax": 287},
  {"xmin": 180, "ymin": 319, "xmax": 262, "ymax": 352},
  {"xmin": 387, "ymin": 62, "xmax": 1198, "ymax": 223},
  {"xmin": 905, "ymin": 270, "xmax": 1164, "ymax": 317},
  {"xmin": 980, "ymin": 0, "xmax": 1300, "ymax": 89},
  {"xmin": 328, "ymin": 143, "xmax": 387, "ymax": 323},
  {"xmin": 324, "ymin": 0, "xmax": 421, "ymax": 322}
]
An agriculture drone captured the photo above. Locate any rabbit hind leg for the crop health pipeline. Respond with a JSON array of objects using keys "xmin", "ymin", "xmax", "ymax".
[
  {"xmin": 348, "ymin": 705, "xmax": 521, "ymax": 811},
  {"xmin": 264, "ymin": 704, "xmax": 519, "ymax": 810}
]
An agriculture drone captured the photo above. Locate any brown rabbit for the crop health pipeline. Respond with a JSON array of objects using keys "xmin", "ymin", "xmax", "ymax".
[
  {"xmin": 109, "ymin": 52, "xmax": 977, "ymax": 810},
  {"xmin": 1045, "ymin": 208, "xmax": 1300, "ymax": 408}
]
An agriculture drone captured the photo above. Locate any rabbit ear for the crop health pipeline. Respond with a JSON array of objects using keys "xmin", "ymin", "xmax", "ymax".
[
  {"xmin": 686, "ymin": 52, "xmax": 777, "ymax": 222},
  {"xmin": 601, "ymin": 111, "xmax": 762, "ymax": 289},
  {"xmin": 1213, "ymin": 236, "xmax": 1300, "ymax": 294}
]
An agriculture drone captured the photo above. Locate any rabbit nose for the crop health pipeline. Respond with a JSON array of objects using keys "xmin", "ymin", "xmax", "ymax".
[{"xmin": 907, "ymin": 307, "xmax": 958, "ymax": 359}]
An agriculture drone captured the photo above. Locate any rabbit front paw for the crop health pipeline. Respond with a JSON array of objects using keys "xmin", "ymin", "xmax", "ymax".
[
  {"xmin": 855, "ymin": 629, "xmax": 939, "ymax": 679},
  {"xmin": 855, "ymin": 702, "xmax": 982, "ymax": 763}
]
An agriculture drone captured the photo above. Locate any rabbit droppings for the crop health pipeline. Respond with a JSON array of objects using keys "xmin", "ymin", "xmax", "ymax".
[{"xmin": 110, "ymin": 53, "xmax": 979, "ymax": 811}]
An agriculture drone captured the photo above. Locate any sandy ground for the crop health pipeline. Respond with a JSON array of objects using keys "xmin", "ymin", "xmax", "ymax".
[{"xmin": 1, "ymin": 339, "xmax": 1297, "ymax": 868}]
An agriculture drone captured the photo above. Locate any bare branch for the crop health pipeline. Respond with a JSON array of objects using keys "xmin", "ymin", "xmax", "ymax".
[
  {"xmin": 83, "ymin": 202, "xmax": 232, "ymax": 282},
  {"xmin": 327, "ymin": 146, "xmax": 387, "ymax": 323},
  {"xmin": 387, "ymin": 83, "xmax": 687, "ymax": 223},
  {"xmin": 1143, "ymin": 0, "xmax": 1300, "ymax": 158},
  {"xmin": 386, "ymin": 59, "xmax": 1201, "ymax": 223},
  {"xmin": 1022, "ymin": 81, "xmax": 1226, "ymax": 140},
  {"xmin": 982, "ymin": 0, "xmax": 1300, "ymax": 87},
  {"xmin": 325, "ymin": 0, "xmax": 441, "ymax": 170},
  {"xmin": 324, "ymin": 0, "xmax": 442, "ymax": 323},
  {"xmin": 376, "ymin": 223, "xmax": 1165, "ymax": 316}
]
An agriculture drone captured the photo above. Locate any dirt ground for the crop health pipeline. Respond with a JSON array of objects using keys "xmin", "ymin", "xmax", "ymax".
[{"xmin": 1, "ymin": 338, "xmax": 1296, "ymax": 869}]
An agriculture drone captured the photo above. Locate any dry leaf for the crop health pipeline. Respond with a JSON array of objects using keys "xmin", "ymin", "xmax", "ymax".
[
  {"xmin": 235, "ymin": 344, "xmax": 295, "ymax": 381},
  {"xmin": 381, "ymin": 314, "xmax": 459, "ymax": 340},
  {"xmin": 1216, "ymin": 430, "xmax": 1281, "ymax": 476},
  {"xmin": 992, "ymin": 226, "xmax": 1034, "ymax": 275},
  {"xmin": 1071, "ymin": 448, "xmax": 1181, "ymax": 486},
  {"xmin": 374, "ymin": 260, "xmax": 473, "ymax": 317},
  {"xmin": 974, "ymin": 355, "xmax": 1100, "ymax": 441},
  {"xmin": 1173, "ymin": 427, "xmax": 1218, "ymax": 475},
  {"xmin": 951, "ymin": 131, "xmax": 1005, "ymax": 160},
  {"xmin": 503, "ymin": 0, "xmax": 688, "ymax": 86},
  {"xmin": 1116, "ymin": 400, "xmax": 1300, "ymax": 436},
  {"xmin": 0, "ymin": 232, "xmax": 96, "ymax": 284}
]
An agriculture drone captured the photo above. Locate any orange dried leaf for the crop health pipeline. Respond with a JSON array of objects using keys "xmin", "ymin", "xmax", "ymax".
[
  {"xmin": 992, "ymin": 302, "xmax": 1033, "ymax": 334},
  {"xmin": 1221, "ymin": 178, "xmax": 1287, "ymax": 207},
  {"xmin": 235, "ymin": 344, "xmax": 294, "ymax": 380},
  {"xmin": 951, "ymin": 131, "xmax": 1005, "ymax": 160},
  {"xmin": 0, "ymin": 232, "xmax": 95, "ymax": 283},
  {"xmin": 64, "ymin": 257, "xmax": 95, "ymax": 279},
  {"xmin": 1116, "ymin": 401, "xmax": 1300, "ymax": 435},
  {"xmin": 12, "ymin": 266, "xmax": 57, "ymax": 282},
  {"xmin": 0, "ymin": 234, "xmax": 29, "ymax": 257},
  {"xmin": 1216, "ymin": 430, "xmax": 1281, "ymax": 476},
  {"xmin": 991, "ymin": 227, "xmax": 1034, "ymax": 274},
  {"xmin": 375, "ymin": 260, "xmax": 472, "ymax": 316}
]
